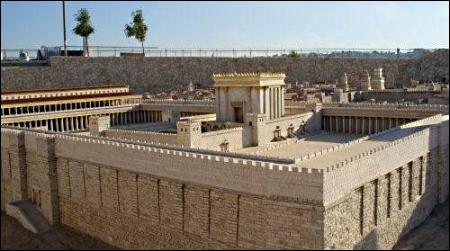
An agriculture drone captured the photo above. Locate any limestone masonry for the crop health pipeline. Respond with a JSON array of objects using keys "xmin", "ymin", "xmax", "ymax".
[
  {"xmin": 1, "ymin": 49, "xmax": 448, "ymax": 93},
  {"xmin": 1, "ymin": 75, "xmax": 449, "ymax": 249}
]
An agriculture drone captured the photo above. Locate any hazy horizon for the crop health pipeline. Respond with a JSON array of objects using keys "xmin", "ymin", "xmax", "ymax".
[{"xmin": 1, "ymin": 1, "xmax": 449, "ymax": 49}]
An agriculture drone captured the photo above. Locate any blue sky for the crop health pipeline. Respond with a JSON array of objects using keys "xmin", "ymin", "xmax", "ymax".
[{"xmin": 1, "ymin": 1, "xmax": 449, "ymax": 49}]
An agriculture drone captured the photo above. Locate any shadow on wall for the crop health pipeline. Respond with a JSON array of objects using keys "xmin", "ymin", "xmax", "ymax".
[
  {"xmin": 355, "ymin": 230, "xmax": 380, "ymax": 250},
  {"xmin": 354, "ymin": 125, "xmax": 447, "ymax": 249},
  {"xmin": 354, "ymin": 168, "xmax": 439, "ymax": 249}
]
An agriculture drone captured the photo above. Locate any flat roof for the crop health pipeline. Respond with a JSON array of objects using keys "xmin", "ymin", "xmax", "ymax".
[
  {"xmin": 238, "ymin": 132, "xmax": 360, "ymax": 159},
  {"xmin": 1, "ymin": 92, "xmax": 140, "ymax": 105},
  {"xmin": 1, "ymin": 84, "xmax": 129, "ymax": 95}
]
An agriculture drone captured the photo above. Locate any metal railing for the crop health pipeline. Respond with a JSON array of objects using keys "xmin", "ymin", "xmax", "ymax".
[{"xmin": 1, "ymin": 46, "xmax": 445, "ymax": 61}]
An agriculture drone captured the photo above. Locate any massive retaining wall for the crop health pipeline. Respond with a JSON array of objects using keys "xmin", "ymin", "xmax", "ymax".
[
  {"xmin": 323, "ymin": 118, "xmax": 449, "ymax": 249},
  {"xmin": 1, "ymin": 115, "xmax": 448, "ymax": 250},
  {"xmin": 1, "ymin": 50, "xmax": 448, "ymax": 93},
  {"xmin": 1, "ymin": 127, "xmax": 325, "ymax": 249}
]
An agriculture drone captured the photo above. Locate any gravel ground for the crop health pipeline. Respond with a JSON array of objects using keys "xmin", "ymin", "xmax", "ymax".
[
  {"xmin": 1, "ymin": 211, "xmax": 116, "ymax": 250},
  {"xmin": 393, "ymin": 199, "xmax": 449, "ymax": 250},
  {"xmin": 2, "ymin": 200, "xmax": 448, "ymax": 250}
]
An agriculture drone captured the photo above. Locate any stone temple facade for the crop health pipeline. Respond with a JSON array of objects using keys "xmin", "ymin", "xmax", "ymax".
[{"xmin": 1, "ymin": 73, "xmax": 449, "ymax": 250}]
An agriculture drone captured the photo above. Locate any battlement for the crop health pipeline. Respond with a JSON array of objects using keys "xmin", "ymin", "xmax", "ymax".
[
  {"xmin": 1, "ymin": 125, "xmax": 314, "ymax": 171},
  {"xmin": 323, "ymin": 114, "xmax": 446, "ymax": 174},
  {"xmin": 106, "ymin": 128, "xmax": 177, "ymax": 137}
]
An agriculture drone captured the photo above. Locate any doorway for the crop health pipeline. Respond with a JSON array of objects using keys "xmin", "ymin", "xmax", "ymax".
[{"xmin": 234, "ymin": 106, "xmax": 243, "ymax": 123}]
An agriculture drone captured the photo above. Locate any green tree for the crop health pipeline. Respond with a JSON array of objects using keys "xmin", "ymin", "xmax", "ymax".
[
  {"xmin": 124, "ymin": 10, "xmax": 148, "ymax": 54},
  {"xmin": 73, "ymin": 8, "xmax": 94, "ymax": 57},
  {"xmin": 288, "ymin": 50, "xmax": 300, "ymax": 59}
]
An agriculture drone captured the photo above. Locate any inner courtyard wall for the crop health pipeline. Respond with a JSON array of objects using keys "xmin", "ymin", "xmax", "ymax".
[{"xmin": 103, "ymin": 129, "xmax": 179, "ymax": 145}]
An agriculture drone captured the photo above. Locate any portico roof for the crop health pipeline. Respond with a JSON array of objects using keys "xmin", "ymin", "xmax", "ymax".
[{"xmin": 213, "ymin": 72, "xmax": 286, "ymax": 88}]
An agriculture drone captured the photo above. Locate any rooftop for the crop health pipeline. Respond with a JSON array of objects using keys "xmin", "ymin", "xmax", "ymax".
[{"xmin": 213, "ymin": 72, "xmax": 286, "ymax": 88}]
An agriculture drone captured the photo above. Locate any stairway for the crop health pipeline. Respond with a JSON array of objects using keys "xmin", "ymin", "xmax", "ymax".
[{"xmin": 5, "ymin": 199, "xmax": 51, "ymax": 234}]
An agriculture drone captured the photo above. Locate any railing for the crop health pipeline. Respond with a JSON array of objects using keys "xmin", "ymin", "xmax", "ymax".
[{"xmin": 1, "ymin": 46, "xmax": 444, "ymax": 61}]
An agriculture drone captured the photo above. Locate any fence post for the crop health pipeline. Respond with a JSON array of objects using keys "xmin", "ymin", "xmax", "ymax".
[{"xmin": 249, "ymin": 48, "xmax": 252, "ymax": 58}]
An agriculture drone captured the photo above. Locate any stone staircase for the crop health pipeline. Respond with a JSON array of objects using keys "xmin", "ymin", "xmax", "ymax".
[{"xmin": 5, "ymin": 200, "xmax": 51, "ymax": 234}]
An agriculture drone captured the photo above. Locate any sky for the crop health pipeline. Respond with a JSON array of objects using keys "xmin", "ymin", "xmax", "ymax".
[{"xmin": 1, "ymin": 1, "xmax": 449, "ymax": 49}]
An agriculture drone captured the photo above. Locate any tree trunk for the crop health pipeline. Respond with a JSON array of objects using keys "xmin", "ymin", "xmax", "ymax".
[
  {"xmin": 82, "ymin": 37, "xmax": 87, "ymax": 57},
  {"xmin": 86, "ymin": 37, "xmax": 90, "ymax": 57},
  {"xmin": 141, "ymin": 41, "xmax": 144, "ymax": 55}
]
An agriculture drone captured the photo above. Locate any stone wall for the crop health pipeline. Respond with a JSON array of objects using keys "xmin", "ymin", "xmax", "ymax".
[
  {"xmin": 324, "ymin": 149, "xmax": 441, "ymax": 249},
  {"xmin": 103, "ymin": 129, "xmax": 179, "ymax": 145},
  {"xmin": 322, "ymin": 118, "xmax": 449, "ymax": 249},
  {"xmin": 254, "ymin": 112, "xmax": 319, "ymax": 145},
  {"xmin": 1, "ymin": 128, "xmax": 325, "ymax": 249},
  {"xmin": 1, "ymin": 50, "xmax": 448, "ymax": 93},
  {"xmin": 355, "ymin": 90, "xmax": 441, "ymax": 102},
  {"xmin": 196, "ymin": 127, "xmax": 250, "ymax": 151},
  {"xmin": 1, "ymin": 113, "xmax": 448, "ymax": 249},
  {"xmin": 56, "ymin": 161, "xmax": 324, "ymax": 249}
]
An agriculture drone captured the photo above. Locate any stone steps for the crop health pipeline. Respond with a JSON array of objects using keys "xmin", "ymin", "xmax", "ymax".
[{"xmin": 5, "ymin": 199, "xmax": 51, "ymax": 234}]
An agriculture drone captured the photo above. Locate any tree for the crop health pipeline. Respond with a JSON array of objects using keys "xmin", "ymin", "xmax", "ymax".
[
  {"xmin": 288, "ymin": 50, "xmax": 300, "ymax": 59},
  {"xmin": 125, "ymin": 10, "xmax": 148, "ymax": 54},
  {"xmin": 73, "ymin": 8, "xmax": 94, "ymax": 57}
]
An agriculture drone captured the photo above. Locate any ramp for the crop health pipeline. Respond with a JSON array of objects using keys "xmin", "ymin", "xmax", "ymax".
[{"xmin": 5, "ymin": 200, "xmax": 51, "ymax": 234}]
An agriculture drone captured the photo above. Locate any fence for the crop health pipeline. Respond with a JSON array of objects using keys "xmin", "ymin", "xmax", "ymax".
[{"xmin": 0, "ymin": 46, "xmax": 443, "ymax": 61}]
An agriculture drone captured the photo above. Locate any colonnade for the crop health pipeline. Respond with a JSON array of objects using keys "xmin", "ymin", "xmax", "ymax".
[
  {"xmin": 1, "ymin": 98, "xmax": 141, "ymax": 116},
  {"xmin": 4, "ymin": 110, "xmax": 163, "ymax": 132},
  {"xmin": 5, "ymin": 115, "xmax": 90, "ymax": 132},
  {"xmin": 322, "ymin": 116, "xmax": 417, "ymax": 134},
  {"xmin": 110, "ymin": 110, "xmax": 162, "ymax": 126},
  {"xmin": 180, "ymin": 112, "xmax": 205, "ymax": 117},
  {"xmin": 267, "ymin": 86, "xmax": 284, "ymax": 119}
]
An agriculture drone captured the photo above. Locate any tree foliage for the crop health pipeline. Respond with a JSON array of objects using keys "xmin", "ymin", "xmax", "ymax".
[
  {"xmin": 124, "ymin": 10, "xmax": 148, "ymax": 53},
  {"xmin": 73, "ymin": 8, "xmax": 94, "ymax": 38},
  {"xmin": 288, "ymin": 50, "xmax": 300, "ymax": 59},
  {"xmin": 73, "ymin": 8, "xmax": 94, "ymax": 56}
]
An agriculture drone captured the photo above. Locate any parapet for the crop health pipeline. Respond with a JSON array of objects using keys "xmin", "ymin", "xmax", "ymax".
[
  {"xmin": 322, "ymin": 114, "xmax": 447, "ymax": 174},
  {"xmin": 213, "ymin": 72, "xmax": 286, "ymax": 88},
  {"xmin": 212, "ymin": 72, "xmax": 286, "ymax": 78}
]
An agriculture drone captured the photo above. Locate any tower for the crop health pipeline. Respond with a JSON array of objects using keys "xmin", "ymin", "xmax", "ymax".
[
  {"xmin": 371, "ymin": 68, "xmax": 386, "ymax": 90},
  {"xmin": 339, "ymin": 72, "xmax": 349, "ymax": 91},
  {"xmin": 187, "ymin": 81, "xmax": 195, "ymax": 92},
  {"xmin": 360, "ymin": 70, "xmax": 372, "ymax": 91}
]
